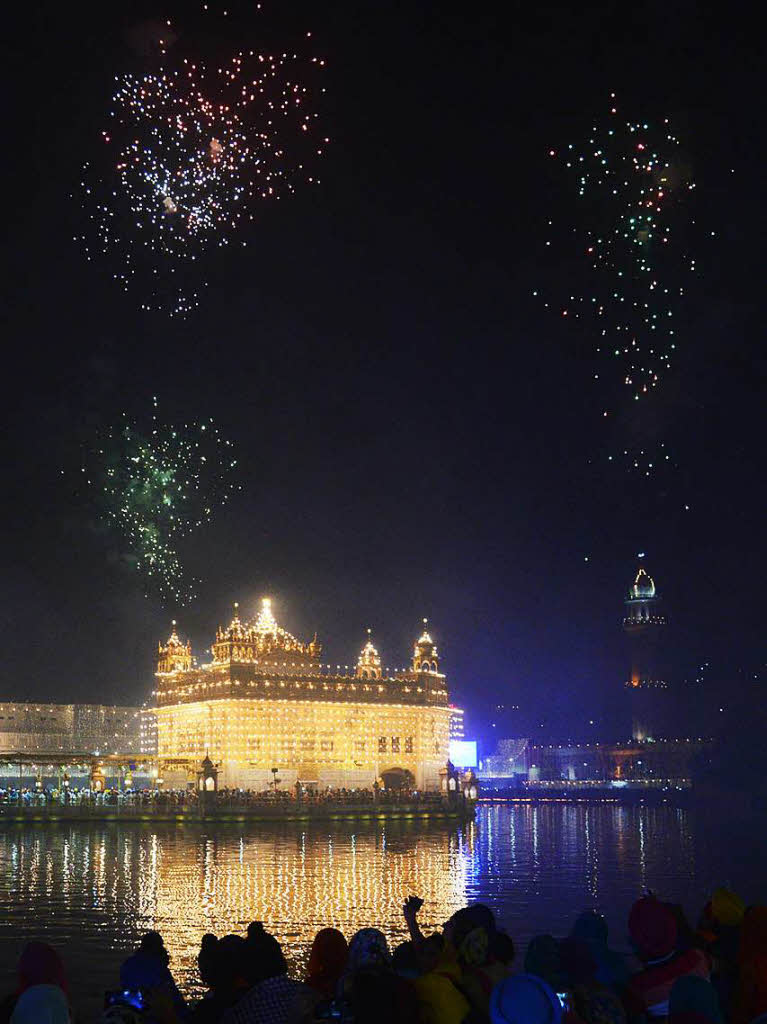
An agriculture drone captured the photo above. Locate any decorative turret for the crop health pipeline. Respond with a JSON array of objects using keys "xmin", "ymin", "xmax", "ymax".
[
  {"xmin": 413, "ymin": 619, "xmax": 439, "ymax": 674},
  {"xmin": 157, "ymin": 621, "xmax": 192, "ymax": 674},
  {"xmin": 213, "ymin": 602, "xmax": 252, "ymax": 663},
  {"xmin": 197, "ymin": 753, "xmax": 218, "ymax": 793},
  {"xmin": 356, "ymin": 629, "xmax": 382, "ymax": 679},
  {"xmin": 226, "ymin": 602, "xmax": 246, "ymax": 637}
]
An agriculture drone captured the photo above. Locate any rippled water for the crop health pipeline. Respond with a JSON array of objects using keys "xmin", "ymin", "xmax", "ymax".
[{"xmin": 1, "ymin": 804, "xmax": 764, "ymax": 1019}]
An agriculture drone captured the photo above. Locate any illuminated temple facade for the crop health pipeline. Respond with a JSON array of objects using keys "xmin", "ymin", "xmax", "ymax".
[{"xmin": 155, "ymin": 600, "xmax": 452, "ymax": 791}]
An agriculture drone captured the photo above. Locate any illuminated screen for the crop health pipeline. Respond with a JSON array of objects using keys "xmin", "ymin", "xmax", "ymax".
[{"xmin": 449, "ymin": 740, "xmax": 478, "ymax": 768}]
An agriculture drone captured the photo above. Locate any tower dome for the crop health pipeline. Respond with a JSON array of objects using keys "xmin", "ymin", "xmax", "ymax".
[
  {"xmin": 356, "ymin": 629, "xmax": 382, "ymax": 679},
  {"xmin": 630, "ymin": 565, "xmax": 656, "ymax": 599}
]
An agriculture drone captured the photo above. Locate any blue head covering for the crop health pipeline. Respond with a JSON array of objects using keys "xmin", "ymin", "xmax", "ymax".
[
  {"xmin": 571, "ymin": 911, "xmax": 630, "ymax": 989},
  {"xmin": 572, "ymin": 911, "xmax": 608, "ymax": 947},
  {"xmin": 10, "ymin": 984, "xmax": 70, "ymax": 1024},
  {"xmin": 524, "ymin": 935, "xmax": 568, "ymax": 992},
  {"xmin": 347, "ymin": 928, "xmax": 391, "ymax": 971},
  {"xmin": 490, "ymin": 973, "xmax": 563, "ymax": 1024}
]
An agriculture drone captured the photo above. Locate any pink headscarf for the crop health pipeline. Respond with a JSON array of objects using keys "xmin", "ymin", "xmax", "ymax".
[
  {"xmin": 17, "ymin": 942, "xmax": 68, "ymax": 995},
  {"xmin": 628, "ymin": 896, "xmax": 678, "ymax": 961},
  {"xmin": 307, "ymin": 928, "xmax": 349, "ymax": 998}
]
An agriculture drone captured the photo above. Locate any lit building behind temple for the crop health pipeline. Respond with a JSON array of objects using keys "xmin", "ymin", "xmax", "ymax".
[
  {"xmin": 139, "ymin": 705, "xmax": 158, "ymax": 757},
  {"xmin": 449, "ymin": 706, "xmax": 465, "ymax": 741},
  {"xmin": 0, "ymin": 702, "xmax": 144, "ymax": 755},
  {"xmin": 623, "ymin": 559, "xmax": 669, "ymax": 741},
  {"xmin": 155, "ymin": 602, "xmax": 453, "ymax": 791}
]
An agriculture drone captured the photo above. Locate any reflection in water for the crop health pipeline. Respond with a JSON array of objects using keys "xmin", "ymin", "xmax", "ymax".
[
  {"xmin": 1, "ymin": 822, "xmax": 471, "ymax": 1002},
  {"xmin": 0, "ymin": 804, "xmax": 755, "ymax": 1014}
]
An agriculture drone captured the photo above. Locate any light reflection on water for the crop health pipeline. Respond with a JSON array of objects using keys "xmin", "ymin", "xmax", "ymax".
[{"xmin": 0, "ymin": 805, "xmax": 762, "ymax": 1017}]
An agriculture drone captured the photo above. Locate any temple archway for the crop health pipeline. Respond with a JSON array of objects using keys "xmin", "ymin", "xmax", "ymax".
[{"xmin": 380, "ymin": 767, "xmax": 415, "ymax": 790}]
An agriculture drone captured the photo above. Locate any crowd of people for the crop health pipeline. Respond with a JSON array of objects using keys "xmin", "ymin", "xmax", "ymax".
[
  {"xmin": 0, "ymin": 786, "xmax": 447, "ymax": 810},
  {"xmin": 2, "ymin": 887, "xmax": 766, "ymax": 1023}
]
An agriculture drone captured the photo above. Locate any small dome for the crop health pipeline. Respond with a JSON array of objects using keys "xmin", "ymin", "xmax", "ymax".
[
  {"xmin": 220, "ymin": 603, "xmax": 247, "ymax": 639},
  {"xmin": 413, "ymin": 618, "xmax": 439, "ymax": 666},
  {"xmin": 415, "ymin": 618, "xmax": 434, "ymax": 648},
  {"xmin": 160, "ymin": 620, "xmax": 187, "ymax": 652},
  {"xmin": 358, "ymin": 629, "xmax": 381, "ymax": 667},
  {"xmin": 630, "ymin": 566, "xmax": 656, "ymax": 599},
  {"xmin": 356, "ymin": 629, "xmax": 382, "ymax": 678}
]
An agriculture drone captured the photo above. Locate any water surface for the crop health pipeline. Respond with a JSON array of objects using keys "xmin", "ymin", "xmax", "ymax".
[{"xmin": 1, "ymin": 804, "xmax": 763, "ymax": 1018}]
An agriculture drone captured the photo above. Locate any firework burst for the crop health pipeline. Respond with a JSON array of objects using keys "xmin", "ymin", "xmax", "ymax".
[
  {"xmin": 83, "ymin": 399, "xmax": 240, "ymax": 604},
  {"xmin": 541, "ymin": 95, "xmax": 701, "ymax": 475},
  {"xmin": 77, "ymin": 27, "xmax": 328, "ymax": 315}
]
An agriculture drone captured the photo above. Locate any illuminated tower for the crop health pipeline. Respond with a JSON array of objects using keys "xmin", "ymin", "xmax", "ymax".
[
  {"xmin": 356, "ymin": 629, "xmax": 382, "ymax": 680},
  {"xmin": 623, "ymin": 560, "xmax": 668, "ymax": 741},
  {"xmin": 413, "ymin": 619, "xmax": 439, "ymax": 674},
  {"xmin": 157, "ymin": 621, "xmax": 192, "ymax": 674}
]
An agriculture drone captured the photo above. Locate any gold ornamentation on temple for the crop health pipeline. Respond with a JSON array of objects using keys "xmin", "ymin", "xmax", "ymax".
[{"xmin": 156, "ymin": 599, "xmax": 452, "ymax": 791}]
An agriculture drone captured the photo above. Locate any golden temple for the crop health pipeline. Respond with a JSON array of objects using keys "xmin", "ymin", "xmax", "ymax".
[{"xmin": 155, "ymin": 599, "xmax": 452, "ymax": 791}]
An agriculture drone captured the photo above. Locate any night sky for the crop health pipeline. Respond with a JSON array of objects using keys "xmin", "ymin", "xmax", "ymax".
[{"xmin": 2, "ymin": 2, "xmax": 764, "ymax": 748}]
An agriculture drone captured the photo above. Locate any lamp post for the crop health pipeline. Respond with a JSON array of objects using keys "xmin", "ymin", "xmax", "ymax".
[{"xmin": 270, "ymin": 767, "xmax": 280, "ymax": 794}]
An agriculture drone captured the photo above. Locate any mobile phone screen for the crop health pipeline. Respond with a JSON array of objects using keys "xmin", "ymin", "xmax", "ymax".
[{"xmin": 106, "ymin": 990, "xmax": 145, "ymax": 1011}]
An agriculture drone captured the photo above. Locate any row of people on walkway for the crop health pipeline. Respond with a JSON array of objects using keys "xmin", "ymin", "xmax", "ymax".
[
  {"xmin": 0, "ymin": 786, "xmax": 443, "ymax": 808},
  {"xmin": 2, "ymin": 885, "xmax": 766, "ymax": 1023}
]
